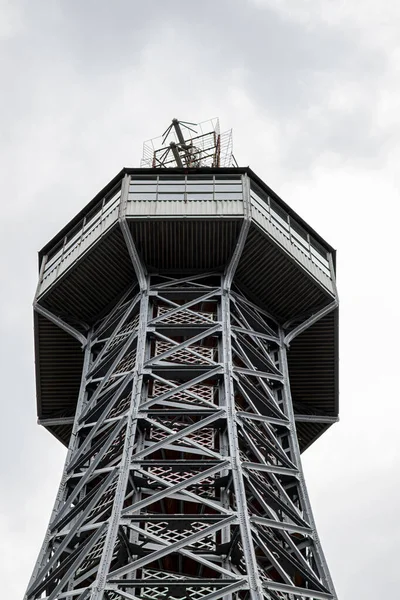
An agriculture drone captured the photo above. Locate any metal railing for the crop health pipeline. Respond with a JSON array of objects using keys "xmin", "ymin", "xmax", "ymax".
[
  {"xmin": 250, "ymin": 186, "xmax": 331, "ymax": 278},
  {"xmin": 40, "ymin": 185, "xmax": 121, "ymax": 289},
  {"xmin": 128, "ymin": 174, "xmax": 243, "ymax": 202},
  {"xmin": 38, "ymin": 174, "xmax": 332, "ymax": 295}
]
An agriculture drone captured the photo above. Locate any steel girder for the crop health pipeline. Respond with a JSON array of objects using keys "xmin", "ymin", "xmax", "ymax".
[{"xmin": 25, "ymin": 273, "xmax": 337, "ymax": 600}]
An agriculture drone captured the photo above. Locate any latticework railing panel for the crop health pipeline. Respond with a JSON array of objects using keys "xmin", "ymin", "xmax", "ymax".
[
  {"xmin": 152, "ymin": 381, "xmax": 216, "ymax": 406},
  {"xmin": 149, "ymin": 420, "xmax": 215, "ymax": 449},
  {"xmin": 155, "ymin": 341, "xmax": 215, "ymax": 364},
  {"xmin": 140, "ymin": 569, "xmax": 216, "ymax": 600},
  {"xmin": 26, "ymin": 278, "xmax": 336, "ymax": 600},
  {"xmin": 107, "ymin": 314, "xmax": 140, "ymax": 351},
  {"xmin": 157, "ymin": 305, "xmax": 216, "ymax": 325}
]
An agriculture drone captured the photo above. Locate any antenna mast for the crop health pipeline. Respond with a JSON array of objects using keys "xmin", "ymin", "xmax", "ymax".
[{"xmin": 141, "ymin": 117, "xmax": 234, "ymax": 168}]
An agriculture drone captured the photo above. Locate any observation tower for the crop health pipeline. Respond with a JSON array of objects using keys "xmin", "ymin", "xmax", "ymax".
[{"xmin": 26, "ymin": 119, "xmax": 339, "ymax": 600}]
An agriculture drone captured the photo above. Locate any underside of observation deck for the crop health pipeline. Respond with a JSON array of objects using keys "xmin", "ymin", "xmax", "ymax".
[{"xmin": 34, "ymin": 167, "xmax": 338, "ymax": 452}]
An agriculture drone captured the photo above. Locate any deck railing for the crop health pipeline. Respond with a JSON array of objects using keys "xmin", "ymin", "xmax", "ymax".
[
  {"xmin": 40, "ymin": 185, "xmax": 121, "ymax": 292},
  {"xmin": 38, "ymin": 174, "xmax": 333, "ymax": 297},
  {"xmin": 250, "ymin": 184, "xmax": 331, "ymax": 279}
]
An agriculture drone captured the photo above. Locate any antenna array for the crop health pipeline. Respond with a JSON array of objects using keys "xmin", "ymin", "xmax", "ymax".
[{"xmin": 141, "ymin": 118, "xmax": 235, "ymax": 168}]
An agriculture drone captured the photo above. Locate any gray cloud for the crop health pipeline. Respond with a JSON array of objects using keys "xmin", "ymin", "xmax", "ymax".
[
  {"xmin": 1, "ymin": 0, "xmax": 390, "ymax": 176},
  {"xmin": 1, "ymin": 2, "xmax": 400, "ymax": 598}
]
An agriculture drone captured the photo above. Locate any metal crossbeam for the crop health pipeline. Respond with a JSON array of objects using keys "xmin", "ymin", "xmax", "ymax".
[{"xmin": 26, "ymin": 274, "xmax": 337, "ymax": 600}]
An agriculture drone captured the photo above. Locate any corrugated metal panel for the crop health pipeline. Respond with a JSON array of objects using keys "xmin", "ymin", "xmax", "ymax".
[
  {"xmin": 39, "ymin": 197, "xmax": 120, "ymax": 295},
  {"xmin": 126, "ymin": 199, "xmax": 243, "ymax": 218},
  {"xmin": 35, "ymin": 225, "xmax": 136, "ymax": 447},
  {"xmin": 236, "ymin": 225, "xmax": 331, "ymax": 323},
  {"xmin": 236, "ymin": 226, "xmax": 338, "ymax": 451},
  {"xmin": 296, "ymin": 422, "xmax": 329, "ymax": 453},
  {"xmin": 251, "ymin": 203, "xmax": 334, "ymax": 293},
  {"xmin": 129, "ymin": 219, "xmax": 242, "ymax": 272},
  {"xmin": 39, "ymin": 226, "xmax": 136, "ymax": 325},
  {"xmin": 47, "ymin": 423, "xmax": 73, "ymax": 446},
  {"xmin": 288, "ymin": 309, "xmax": 338, "ymax": 416},
  {"xmin": 33, "ymin": 168, "xmax": 338, "ymax": 452},
  {"xmin": 35, "ymin": 312, "xmax": 83, "ymax": 425},
  {"xmin": 38, "ymin": 167, "xmax": 336, "ymax": 266}
]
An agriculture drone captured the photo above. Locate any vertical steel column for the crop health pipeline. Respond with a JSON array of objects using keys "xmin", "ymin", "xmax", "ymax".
[
  {"xmin": 24, "ymin": 333, "xmax": 92, "ymax": 600},
  {"xmin": 221, "ymin": 279, "xmax": 264, "ymax": 600},
  {"xmin": 27, "ymin": 275, "xmax": 337, "ymax": 600},
  {"xmin": 27, "ymin": 160, "xmax": 339, "ymax": 600},
  {"xmin": 279, "ymin": 331, "xmax": 338, "ymax": 599},
  {"xmin": 92, "ymin": 285, "xmax": 149, "ymax": 600},
  {"xmin": 220, "ymin": 175, "xmax": 261, "ymax": 599}
]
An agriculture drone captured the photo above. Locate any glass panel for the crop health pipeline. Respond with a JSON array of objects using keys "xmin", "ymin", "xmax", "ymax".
[
  {"xmin": 214, "ymin": 192, "xmax": 242, "ymax": 200},
  {"xmin": 157, "ymin": 183, "xmax": 185, "ymax": 192},
  {"xmin": 186, "ymin": 193, "xmax": 214, "ymax": 200},
  {"xmin": 214, "ymin": 184, "xmax": 242, "ymax": 192},
  {"xmin": 290, "ymin": 220, "xmax": 308, "ymax": 242},
  {"xmin": 129, "ymin": 184, "xmax": 157, "ymax": 192},
  {"xmin": 45, "ymin": 250, "xmax": 62, "ymax": 270},
  {"xmin": 250, "ymin": 181, "xmax": 331, "ymax": 276},
  {"xmin": 254, "ymin": 202, "xmax": 270, "ymax": 221},
  {"xmin": 128, "ymin": 192, "xmax": 157, "ymax": 201},
  {"xmin": 63, "ymin": 229, "xmax": 82, "ymax": 253},
  {"xmin": 250, "ymin": 190, "xmax": 269, "ymax": 212},
  {"xmin": 310, "ymin": 239, "xmax": 328, "ymax": 260},
  {"xmin": 44, "ymin": 187, "xmax": 119, "ymax": 277},
  {"xmin": 270, "ymin": 211, "xmax": 289, "ymax": 233},
  {"xmin": 130, "ymin": 177, "xmax": 158, "ymax": 183},
  {"xmin": 291, "ymin": 227, "xmax": 309, "ymax": 251},
  {"xmin": 270, "ymin": 198, "xmax": 287, "ymax": 221},
  {"xmin": 186, "ymin": 183, "xmax": 214, "ymax": 192},
  {"xmin": 271, "ymin": 219, "xmax": 290, "ymax": 239},
  {"xmin": 293, "ymin": 238, "xmax": 310, "ymax": 257},
  {"xmin": 158, "ymin": 193, "xmax": 185, "ymax": 200},
  {"xmin": 103, "ymin": 194, "xmax": 120, "ymax": 212},
  {"xmin": 214, "ymin": 175, "xmax": 241, "ymax": 180},
  {"xmin": 311, "ymin": 246, "xmax": 329, "ymax": 267},
  {"xmin": 311, "ymin": 255, "xmax": 331, "ymax": 275}
]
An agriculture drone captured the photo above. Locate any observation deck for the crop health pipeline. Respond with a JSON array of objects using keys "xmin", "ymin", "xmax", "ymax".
[{"xmin": 34, "ymin": 166, "xmax": 338, "ymax": 452}]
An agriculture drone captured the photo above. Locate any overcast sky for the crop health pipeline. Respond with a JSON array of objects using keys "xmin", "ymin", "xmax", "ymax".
[{"xmin": 1, "ymin": 1, "xmax": 399, "ymax": 598}]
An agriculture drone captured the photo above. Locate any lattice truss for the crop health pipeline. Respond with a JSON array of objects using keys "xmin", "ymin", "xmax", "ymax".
[{"xmin": 26, "ymin": 275, "xmax": 335, "ymax": 600}]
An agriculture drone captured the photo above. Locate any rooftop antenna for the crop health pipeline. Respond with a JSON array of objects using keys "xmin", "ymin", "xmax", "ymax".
[
  {"xmin": 141, "ymin": 117, "xmax": 234, "ymax": 168},
  {"xmin": 163, "ymin": 118, "xmax": 199, "ymax": 168}
]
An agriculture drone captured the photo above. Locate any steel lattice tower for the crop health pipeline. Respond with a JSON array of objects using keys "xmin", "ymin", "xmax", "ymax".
[{"xmin": 26, "ymin": 119, "xmax": 339, "ymax": 600}]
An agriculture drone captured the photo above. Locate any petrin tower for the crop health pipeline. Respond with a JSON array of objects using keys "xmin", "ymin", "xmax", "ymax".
[{"xmin": 27, "ymin": 119, "xmax": 339, "ymax": 600}]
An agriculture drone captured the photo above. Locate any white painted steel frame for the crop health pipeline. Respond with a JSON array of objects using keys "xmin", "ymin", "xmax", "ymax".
[
  {"xmin": 27, "ymin": 271, "xmax": 337, "ymax": 600},
  {"xmin": 29, "ymin": 175, "xmax": 338, "ymax": 599},
  {"xmin": 36, "ymin": 174, "xmax": 335, "ymax": 299}
]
